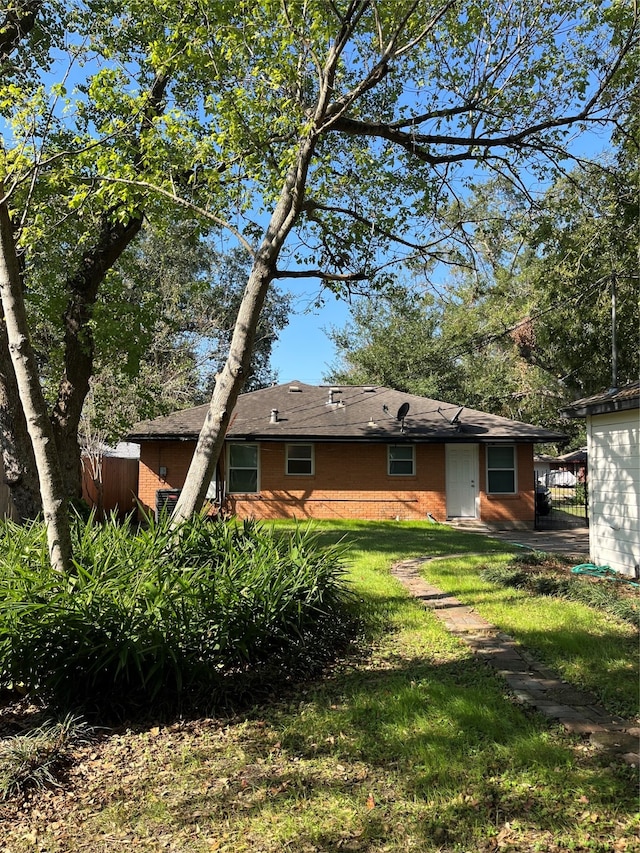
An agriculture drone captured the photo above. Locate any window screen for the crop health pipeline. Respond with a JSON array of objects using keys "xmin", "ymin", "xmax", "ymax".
[
  {"xmin": 228, "ymin": 444, "xmax": 258, "ymax": 493},
  {"xmin": 286, "ymin": 444, "xmax": 314, "ymax": 475}
]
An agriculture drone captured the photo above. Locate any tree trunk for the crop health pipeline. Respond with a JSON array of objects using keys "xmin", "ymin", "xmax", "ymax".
[
  {"xmin": 50, "ymin": 213, "xmax": 144, "ymax": 500},
  {"xmin": 0, "ymin": 313, "xmax": 41, "ymax": 520},
  {"xmin": 49, "ymin": 72, "xmax": 167, "ymax": 500},
  {"xmin": 0, "ymin": 190, "xmax": 71, "ymax": 572},
  {"xmin": 172, "ymin": 143, "xmax": 315, "ymax": 522}
]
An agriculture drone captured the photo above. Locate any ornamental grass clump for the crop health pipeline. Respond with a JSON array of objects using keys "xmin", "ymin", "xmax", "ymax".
[
  {"xmin": 0, "ymin": 714, "xmax": 91, "ymax": 800},
  {"xmin": 0, "ymin": 515, "xmax": 355, "ymax": 717}
]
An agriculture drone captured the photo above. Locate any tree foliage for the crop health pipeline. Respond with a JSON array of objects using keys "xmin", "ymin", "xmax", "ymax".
[
  {"xmin": 0, "ymin": 0, "xmax": 638, "ymax": 544},
  {"xmin": 79, "ymin": 228, "xmax": 291, "ymax": 445},
  {"xmin": 328, "ymin": 143, "xmax": 639, "ymax": 437}
]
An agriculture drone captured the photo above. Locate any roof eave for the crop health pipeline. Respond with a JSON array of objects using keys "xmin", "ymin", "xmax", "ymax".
[
  {"xmin": 128, "ymin": 431, "xmax": 565, "ymax": 443},
  {"xmin": 561, "ymin": 397, "xmax": 639, "ymax": 418}
]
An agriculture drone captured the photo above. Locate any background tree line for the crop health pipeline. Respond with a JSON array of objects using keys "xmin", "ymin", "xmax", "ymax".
[{"xmin": 328, "ymin": 119, "xmax": 639, "ymax": 442}]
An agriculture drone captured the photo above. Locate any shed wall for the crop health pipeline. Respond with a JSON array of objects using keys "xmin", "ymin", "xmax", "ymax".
[{"xmin": 587, "ymin": 408, "xmax": 640, "ymax": 576}]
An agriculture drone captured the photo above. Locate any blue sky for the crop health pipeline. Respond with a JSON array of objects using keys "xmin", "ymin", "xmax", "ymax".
[{"xmin": 270, "ymin": 287, "xmax": 352, "ymax": 386}]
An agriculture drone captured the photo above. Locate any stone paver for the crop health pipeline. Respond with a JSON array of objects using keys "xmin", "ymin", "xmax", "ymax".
[{"xmin": 392, "ymin": 557, "xmax": 640, "ymax": 767}]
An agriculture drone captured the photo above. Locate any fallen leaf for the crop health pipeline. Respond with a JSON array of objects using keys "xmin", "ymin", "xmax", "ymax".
[{"xmin": 366, "ymin": 794, "xmax": 375, "ymax": 810}]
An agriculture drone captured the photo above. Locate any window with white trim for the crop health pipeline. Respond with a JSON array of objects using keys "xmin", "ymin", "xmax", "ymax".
[
  {"xmin": 486, "ymin": 445, "xmax": 516, "ymax": 493},
  {"xmin": 228, "ymin": 443, "xmax": 259, "ymax": 493},
  {"xmin": 388, "ymin": 445, "xmax": 415, "ymax": 475},
  {"xmin": 286, "ymin": 444, "xmax": 314, "ymax": 475}
]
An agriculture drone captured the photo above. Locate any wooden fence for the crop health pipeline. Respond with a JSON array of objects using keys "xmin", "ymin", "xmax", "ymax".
[
  {"xmin": 0, "ymin": 456, "xmax": 139, "ymax": 522},
  {"xmin": 0, "ymin": 478, "xmax": 18, "ymax": 521},
  {"xmin": 82, "ymin": 455, "xmax": 139, "ymax": 520}
]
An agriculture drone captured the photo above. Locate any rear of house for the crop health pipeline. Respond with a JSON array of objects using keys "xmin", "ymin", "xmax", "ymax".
[
  {"xmin": 129, "ymin": 382, "xmax": 565, "ymax": 529},
  {"xmin": 563, "ymin": 382, "xmax": 640, "ymax": 578}
]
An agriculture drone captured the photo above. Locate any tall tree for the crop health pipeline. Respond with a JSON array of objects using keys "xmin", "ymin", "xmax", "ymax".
[
  {"xmin": 0, "ymin": 186, "xmax": 72, "ymax": 570},
  {"xmin": 1, "ymin": 1, "xmax": 638, "ymax": 539},
  {"xmin": 166, "ymin": 0, "xmax": 639, "ymax": 521},
  {"xmin": 77, "ymin": 229, "xmax": 291, "ymax": 445},
  {"xmin": 0, "ymin": 2, "xmax": 172, "ymax": 512},
  {"xmin": 516, "ymin": 166, "xmax": 639, "ymax": 397},
  {"xmin": 0, "ymin": 0, "xmax": 54, "ymax": 519},
  {"xmin": 328, "ymin": 144, "xmax": 640, "ymax": 433},
  {"xmin": 328, "ymin": 284, "xmax": 452, "ymax": 398},
  {"xmin": 327, "ymin": 272, "xmax": 563, "ymax": 429}
]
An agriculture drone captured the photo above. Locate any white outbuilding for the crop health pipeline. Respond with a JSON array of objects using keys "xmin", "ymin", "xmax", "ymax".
[{"xmin": 562, "ymin": 382, "xmax": 639, "ymax": 578}]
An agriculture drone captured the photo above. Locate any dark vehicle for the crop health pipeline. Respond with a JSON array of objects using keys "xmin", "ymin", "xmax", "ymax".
[{"xmin": 535, "ymin": 484, "xmax": 552, "ymax": 516}]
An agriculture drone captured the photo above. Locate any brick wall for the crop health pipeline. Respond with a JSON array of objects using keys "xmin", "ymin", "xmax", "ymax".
[
  {"xmin": 137, "ymin": 439, "xmax": 534, "ymax": 525},
  {"xmin": 138, "ymin": 441, "xmax": 197, "ymax": 517},
  {"xmin": 231, "ymin": 442, "xmax": 447, "ymax": 521}
]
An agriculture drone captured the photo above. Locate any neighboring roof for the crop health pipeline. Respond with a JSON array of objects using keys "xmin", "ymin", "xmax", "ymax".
[
  {"xmin": 555, "ymin": 447, "xmax": 587, "ymax": 464},
  {"xmin": 81, "ymin": 441, "xmax": 140, "ymax": 459},
  {"xmin": 105, "ymin": 442, "xmax": 141, "ymax": 459},
  {"xmin": 128, "ymin": 382, "xmax": 566, "ymax": 444},
  {"xmin": 533, "ymin": 453, "xmax": 557, "ymax": 463},
  {"xmin": 561, "ymin": 381, "xmax": 640, "ymax": 418}
]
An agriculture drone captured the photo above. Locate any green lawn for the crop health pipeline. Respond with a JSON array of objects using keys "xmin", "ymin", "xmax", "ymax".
[
  {"xmin": 418, "ymin": 551, "xmax": 638, "ymax": 721},
  {"xmin": 1, "ymin": 520, "xmax": 638, "ymax": 853}
]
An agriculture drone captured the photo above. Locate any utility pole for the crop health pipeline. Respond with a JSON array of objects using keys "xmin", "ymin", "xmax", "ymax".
[{"xmin": 611, "ymin": 273, "xmax": 617, "ymax": 390}]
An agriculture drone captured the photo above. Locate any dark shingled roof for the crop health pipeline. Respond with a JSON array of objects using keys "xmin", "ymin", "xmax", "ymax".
[
  {"xmin": 128, "ymin": 382, "xmax": 566, "ymax": 444},
  {"xmin": 561, "ymin": 381, "xmax": 640, "ymax": 418}
]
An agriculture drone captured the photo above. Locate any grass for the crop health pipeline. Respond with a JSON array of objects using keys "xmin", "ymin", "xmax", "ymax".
[
  {"xmin": 421, "ymin": 549, "xmax": 639, "ymax": 720},
  {"xmin": 0, "ymin": 520, "xmax": 638, "ymax": 853},
  {"xmin": 0, "ymin": 715, "xmax": 91, "ymax": 800}
]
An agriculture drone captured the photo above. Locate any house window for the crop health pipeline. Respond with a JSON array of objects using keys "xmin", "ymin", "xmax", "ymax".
[
  {"xmin": 228, "ymin": 443, "xmax": 259, "ymax": 493},
  {"xmin": 388, "ymin": 445, "xmax": 415, "ymax": 476},
  {"xmin": 487, "ymin": 445, "xmax": 516, "ymax": 493},
  {"xmin": 286, "ymin": 444, "xmax": 314, "ymax": 475}
]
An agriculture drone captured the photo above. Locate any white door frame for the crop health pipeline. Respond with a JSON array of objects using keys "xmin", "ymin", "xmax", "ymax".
[{"xmin": 445, "ymin": 443, "xmax": 480, "ymax": 519}]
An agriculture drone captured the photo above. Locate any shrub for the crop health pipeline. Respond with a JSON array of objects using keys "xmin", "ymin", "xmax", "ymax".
[
  {"xmin": 0, "ymin": 515, "xmax": 356, "ymax": 716},
  {"xmin": 510, "ymin": 550, "xmax": 551, "ymax": 567}
]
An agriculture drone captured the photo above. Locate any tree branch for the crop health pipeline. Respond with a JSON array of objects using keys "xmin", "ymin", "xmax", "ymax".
[
  {"xmin": 0, "ymin": 0, "xmax": 41, "ymax": 64},
  {"xmin": 98, "ymin": 176, "xmax": 256, "ymax": 256},
  {"xmin": 272, "ymin": 267, "xmax": 368, "ymax": 282},
  {"xmin": 303, "ymin": 198, "xmax": 448, "ymax": 252}
]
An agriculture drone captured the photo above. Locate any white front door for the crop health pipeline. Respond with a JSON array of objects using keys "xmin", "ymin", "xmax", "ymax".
[{"xmin": 446, "ymin": 444, "xmax": 479, "ymax": 518}]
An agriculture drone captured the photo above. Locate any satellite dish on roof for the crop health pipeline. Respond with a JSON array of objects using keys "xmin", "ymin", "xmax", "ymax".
[
  {"xmin": 396, "ymin": 402, "xmax": 410, "ymax": 434},
  {"xmin": 437, "ymin": 406, "xmax": 464, "ymax": 429}
]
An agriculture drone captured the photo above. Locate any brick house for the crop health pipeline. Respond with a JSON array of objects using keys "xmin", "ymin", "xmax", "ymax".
[{"xmin": 128, "ymin": 381, "xmax": 565, "ymax": 528}]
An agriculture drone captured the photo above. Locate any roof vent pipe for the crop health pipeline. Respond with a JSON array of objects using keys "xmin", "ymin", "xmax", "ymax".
[{"xmin": 270, "ymin": 409, "xmax": 279, "ymax": 424}]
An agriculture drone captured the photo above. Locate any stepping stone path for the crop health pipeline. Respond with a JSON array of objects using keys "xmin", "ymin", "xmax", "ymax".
[{"xmin": 392, "ymin": 556, "xmax": 640, "ymax": 767}]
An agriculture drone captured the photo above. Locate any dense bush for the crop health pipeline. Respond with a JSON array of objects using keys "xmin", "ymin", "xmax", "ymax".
[{"xmin": 0, "ymin": 515, "xmax": 356, "ymax": 716}]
